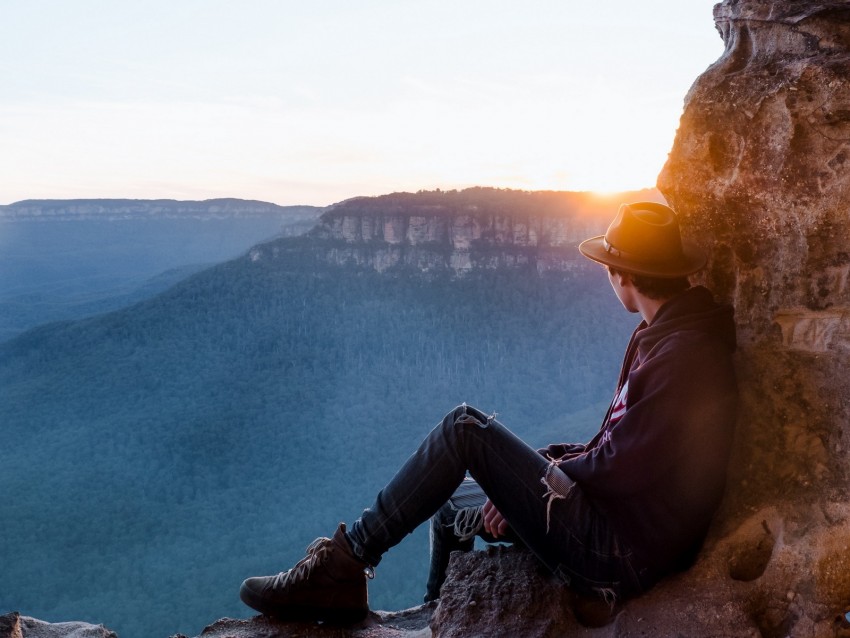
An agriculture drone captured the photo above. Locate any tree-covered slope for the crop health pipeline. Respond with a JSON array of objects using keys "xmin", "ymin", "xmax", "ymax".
[
  {"xmin": 0, "ymin": 199, "xmax": 324, "ymax": 341},
  {"xmin": 0, "ymin": 219, "xmax": 636, "ymax": 638}
]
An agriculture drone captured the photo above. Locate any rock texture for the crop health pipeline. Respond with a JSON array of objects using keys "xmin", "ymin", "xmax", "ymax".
[
  {"xmin": 0, "ymin": 612, "xmax": 117, "ymax": 638},
  {"xmin": 655, "ymin": 0, "xmax": 850, "ymax": 635},
  {"xmin": 173, "ymin": 607, "xmax": 434, "ymax": 638},
  {"xmin": 431, "ymin": 525, "xmax": 850, "ymax": 638},
  {"xmin": 247, "ymin": 189, "xmax": 662, "ymax": 275}
]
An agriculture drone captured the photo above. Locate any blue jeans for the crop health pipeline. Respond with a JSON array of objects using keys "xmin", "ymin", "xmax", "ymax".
[{"xmin": 347, "ymin": 405, "xmax": 655, "ymax": 601}]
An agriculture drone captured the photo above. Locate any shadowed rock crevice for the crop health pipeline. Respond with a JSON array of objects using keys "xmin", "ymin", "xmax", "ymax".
[{"xmin": 728, "ymin": 519, "xmax": 776, "ymax": 583}]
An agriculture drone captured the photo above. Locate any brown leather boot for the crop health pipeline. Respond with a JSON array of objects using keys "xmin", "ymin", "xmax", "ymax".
[{"xmin": 239, "ymin": 523, "xmax": 372, "ymax": 623}]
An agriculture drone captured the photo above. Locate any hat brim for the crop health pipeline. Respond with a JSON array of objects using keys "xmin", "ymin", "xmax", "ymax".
[{"xmin": 578, "ymin": 236, "xmax": 707, "ymax": 278}]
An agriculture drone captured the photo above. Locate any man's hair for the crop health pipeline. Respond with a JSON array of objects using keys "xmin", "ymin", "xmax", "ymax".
[{"xmin": 608, "ymin": 267, "xmax": 690, "ymax": 300}]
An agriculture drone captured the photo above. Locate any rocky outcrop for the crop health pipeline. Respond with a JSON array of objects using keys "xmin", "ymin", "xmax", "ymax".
[
  {"xmin": 173, "ymin": 607, "xmax": 434, "ymax": 638},
  {"xmin": 433, "ymin": 519, "xmax": 850, "ymax": 637},
  {"xmin": 655, "ymin": 0, "xmax": 850, "ymax": 635},
  {"xmin": 0, "ymin": 612, "xmax": 117, "ymax": 638},
  {"xmin": 248, "ymin": 188, "xmax": 663, "ymax": 275}
]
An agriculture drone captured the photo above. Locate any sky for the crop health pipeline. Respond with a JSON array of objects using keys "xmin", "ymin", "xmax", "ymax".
[{"xmin": 0, "ymin": 1, "xmax": 725, "ymax": 207}]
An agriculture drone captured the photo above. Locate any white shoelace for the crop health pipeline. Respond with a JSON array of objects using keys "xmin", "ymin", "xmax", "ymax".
[
  {"xmin": 453, "ymin": 506, "xmax": 484, "ymax": 542},
  {"xmin": 270, "ymin": 536, "xmax": 332, "ymax": 590}
]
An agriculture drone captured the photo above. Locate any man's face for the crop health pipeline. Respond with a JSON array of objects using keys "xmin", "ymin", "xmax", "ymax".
[{"xmin": 607, "ymin": 267, "xmax": 639, "ymax": 314}]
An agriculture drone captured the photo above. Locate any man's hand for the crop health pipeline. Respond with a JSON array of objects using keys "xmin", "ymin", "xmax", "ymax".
[{"xmin": 482, "ymin": 498, "xmax": 509, "ymax": 538}]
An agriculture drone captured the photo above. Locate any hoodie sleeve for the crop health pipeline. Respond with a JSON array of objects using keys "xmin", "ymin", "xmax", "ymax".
[{"xmin": 557, "ymin": 331, "xmax": 736, "ymax": 498}]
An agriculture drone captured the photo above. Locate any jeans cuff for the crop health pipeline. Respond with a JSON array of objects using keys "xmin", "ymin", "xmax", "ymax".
[{"xmin": 344, "ymin": 526, "xmax": 382, "ymax": 567}]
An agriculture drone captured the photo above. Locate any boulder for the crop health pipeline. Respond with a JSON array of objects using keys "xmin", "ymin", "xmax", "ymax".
[
  {"xmin": 0, "ymin": 612, "xmax": 116, "ymax": 638},
  {"xmin": 657, "ymin": 0, "xmax": 850, "ymax": 635}
]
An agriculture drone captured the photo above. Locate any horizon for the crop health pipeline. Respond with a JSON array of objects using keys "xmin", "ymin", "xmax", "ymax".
[
  {"xmin": 1, "ymin": 1, "xmax": 723, "ymax": 207},
  {"xmin": 0, "ymin": 184, "xmax": 662, "ymax": 209}
]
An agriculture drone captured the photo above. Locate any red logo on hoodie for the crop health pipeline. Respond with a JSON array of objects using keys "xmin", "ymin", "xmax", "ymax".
[{"xmin": 609, "ymin": 380, "xmax": 629, "ymax": 424}]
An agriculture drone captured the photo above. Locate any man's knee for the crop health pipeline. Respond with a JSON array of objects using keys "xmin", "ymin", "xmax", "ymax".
[{"xmin": 443, "ymin": 403, "xmax": 492, "ymax": 429}]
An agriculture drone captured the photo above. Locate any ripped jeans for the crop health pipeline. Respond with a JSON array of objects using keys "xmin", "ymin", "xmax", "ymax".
[{"xmin": 347, "ymin": 405, "xmax": 654, "ymax": 602}]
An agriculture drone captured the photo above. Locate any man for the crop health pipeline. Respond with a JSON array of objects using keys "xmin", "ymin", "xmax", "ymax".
[{"xmin": 239, "ymin": 202, "xmax": 738, "ymax": 623}]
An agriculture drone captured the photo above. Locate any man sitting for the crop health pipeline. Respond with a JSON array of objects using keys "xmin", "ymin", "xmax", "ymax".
[{"xmin": 239, "ymin": 202, "xmax": 738, "ymax": 622}]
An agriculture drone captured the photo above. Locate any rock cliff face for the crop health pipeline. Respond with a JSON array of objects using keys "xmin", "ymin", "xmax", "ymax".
[
  {"xmin": 259, "ymin": 189, "xmax": 661, "ymax": 275},
  {"xmin": 310, "ymin": 210, "xmax": 590, "ymax": 273},
  {"xmin": 656, "ymin": 1, "xmax": 850, "ymax": 636},
  {"xmin": 0, "ymin": 198, "xmax": 321, "ymax": 222}
]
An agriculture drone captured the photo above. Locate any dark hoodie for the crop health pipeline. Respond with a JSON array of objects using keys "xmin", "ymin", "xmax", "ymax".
[{"xmin": 548, "ymin": 286, "xmax": 738, "ymax": 575}]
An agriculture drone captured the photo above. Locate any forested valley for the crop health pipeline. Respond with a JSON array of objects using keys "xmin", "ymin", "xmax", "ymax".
[
  {"xmin": 0, "ymin": 199, "xmax": 322, "ymax": 341},
  {"xmin": 0, "ymin": 194, "xmax": 639, "ymax": 638}
]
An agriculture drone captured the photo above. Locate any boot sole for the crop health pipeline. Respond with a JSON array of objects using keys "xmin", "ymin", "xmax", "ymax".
[
  {"xmin": 240, "ymin": 585, "xmax": 368, "ymax": 624},
  {"xmin": 271, "ymin": 605, "xmax": 369, "ymax": 625}
]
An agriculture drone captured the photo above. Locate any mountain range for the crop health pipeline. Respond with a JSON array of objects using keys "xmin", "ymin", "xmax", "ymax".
[{"xmin": 0, "ymin": 198, "xmax": 323, "ymax": 341}]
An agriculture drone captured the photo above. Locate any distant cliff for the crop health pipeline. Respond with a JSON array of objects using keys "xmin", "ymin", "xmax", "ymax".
[
  {"xmin": 249, "ymin": 187, "xmax": 663, "ymax": 274},
  {"xmin": 0, "ymin": 197, "xmax": 327, "ymax": 341},
  {"xmin": 0, "ymin": 198, "xmax": 321, "ymax": 223}
]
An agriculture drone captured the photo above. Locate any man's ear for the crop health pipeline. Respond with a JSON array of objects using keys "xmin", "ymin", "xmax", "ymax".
[{"xmin": 616, "ymin": 271, "xmax": 634, "ymax": 288}]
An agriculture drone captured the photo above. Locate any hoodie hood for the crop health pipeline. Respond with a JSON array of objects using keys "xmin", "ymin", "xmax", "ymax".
[{"xmin": 635, "ymin": 286, "xmax": 737, "ymax": 356}]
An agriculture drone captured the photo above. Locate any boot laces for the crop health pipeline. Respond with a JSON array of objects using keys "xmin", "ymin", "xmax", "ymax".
[{"xmin": 270, "ymin": 536, "xmax": 333, "ymax": 591}]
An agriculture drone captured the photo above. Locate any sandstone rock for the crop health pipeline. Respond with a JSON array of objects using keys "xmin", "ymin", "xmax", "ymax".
[
  {"xmin": 429, "ymin": 529, "xmax": 850, "ymax": 638},
  {"xmin": 656, "ymin": 0, "xmax": 850, "ymax": 635},
  {"xmin": 430, "ymin": 546, "xmax": 576, "ymax": 638},
  {"xmin": 431, "ymin": 546, "xmax": 752, "ymax": 638},
  {"xmin": 0, "ymin": 613, "xmax": 22, "ymax": 638},
  {"xmin": 0, "ymin": 612, "xmax": 117, "ymax": 638},
  {"xmin": 301, "ymin": 189, "xmax": 648, "ymax": 274},
  {"xmin": 180, "ymin": 606, "xmax": 434, "ymax": 638}
]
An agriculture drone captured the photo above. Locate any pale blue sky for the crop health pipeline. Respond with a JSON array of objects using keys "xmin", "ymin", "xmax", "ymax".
[{"xmin": 1, "ymin": 1, "xmax": 724, "ymax": 205}]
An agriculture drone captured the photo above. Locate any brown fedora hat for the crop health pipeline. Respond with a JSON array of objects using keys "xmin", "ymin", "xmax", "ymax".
[{"xmin": 579, "ymin": 202, "xmax": 706, "ymax": 278}]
